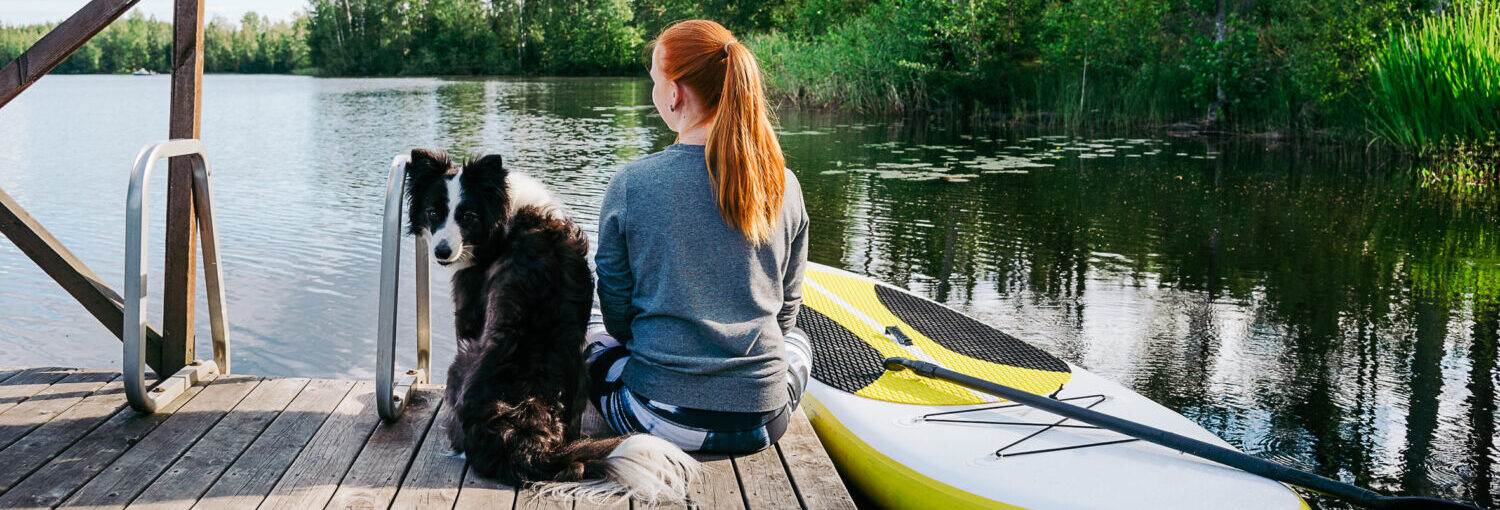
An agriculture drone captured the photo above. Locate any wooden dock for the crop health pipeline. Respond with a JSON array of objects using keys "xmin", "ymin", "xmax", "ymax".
[{"xmin": 0, "ymin": 366, "xmax": 857, "ymax": 510}]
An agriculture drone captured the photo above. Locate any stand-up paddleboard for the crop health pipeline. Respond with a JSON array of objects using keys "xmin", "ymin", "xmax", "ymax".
[{"xmin": 796, "ymin": 263, "xmax": 1309, "ymax": 510}]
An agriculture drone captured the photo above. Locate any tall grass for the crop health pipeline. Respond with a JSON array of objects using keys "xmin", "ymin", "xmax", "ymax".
[
  {"xmin": 1368, "ymin": 4, "xmax": 1500, "ymax": 153},
  {"xmin": 747, "ymin": 9, "xmax": 933, "ymax": 113}
]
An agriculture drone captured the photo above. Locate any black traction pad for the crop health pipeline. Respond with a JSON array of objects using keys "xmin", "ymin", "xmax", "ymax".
[
  {"xmin": 798, "ymin": 307, "xmax": 887, "ymax": 395},
  {"xmin": 873, "ymin": 285, "xmax": 1070, "ymax": 374}
]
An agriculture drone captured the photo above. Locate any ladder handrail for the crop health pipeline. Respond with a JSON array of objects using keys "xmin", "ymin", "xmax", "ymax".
[
  {"xmin": 376, "ymin": 154, "xmax": 431, "ymax": 421},
  {"xmin": 124, "ymin": 139, "xmax": 229, "ymax": 413}
]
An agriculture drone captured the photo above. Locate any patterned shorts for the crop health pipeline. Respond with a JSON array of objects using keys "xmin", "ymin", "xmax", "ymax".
[{"xmin": 583, "ymin": 310, "xmax": 813, "ymax": 454}]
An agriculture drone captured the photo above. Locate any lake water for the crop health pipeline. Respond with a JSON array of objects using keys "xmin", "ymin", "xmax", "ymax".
[{"xmin": 1, "ymin": 75, "xmax": 1496, "ymax": 508}]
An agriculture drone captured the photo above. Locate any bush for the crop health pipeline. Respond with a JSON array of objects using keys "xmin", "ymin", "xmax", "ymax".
[
  {"xmin": 749, "ymin": 0, "xmax": 1037, "ymax": 112},
  {"xmin": 748, "ymin": 2, "xmax": 936, "ymax": 112}
]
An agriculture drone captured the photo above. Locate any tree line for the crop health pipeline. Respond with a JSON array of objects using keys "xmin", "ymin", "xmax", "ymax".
[
  {"xmin": 0, "ymin": 11, "xmax": 306, "ymax": 74},
  {"xmin": 2, "ymin": 0, "xmax": 1495, "ymax": 145}
]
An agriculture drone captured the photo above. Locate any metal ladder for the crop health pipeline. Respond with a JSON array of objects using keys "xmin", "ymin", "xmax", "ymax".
[
  {"xmin": 123, "ymin": 146, "xmax": 431, "ymax": 418},
  {"xmin": 376, "ymin": 153, "xmax": 431, "ymax": 421},
  {"xmin": 123, "ymin": 139, "xmax": 230, "ymax": 413}
]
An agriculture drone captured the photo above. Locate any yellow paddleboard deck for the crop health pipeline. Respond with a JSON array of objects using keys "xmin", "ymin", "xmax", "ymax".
[{"xmin": 799, "ymin": 265, "xmax": 1071, "ymax": 405}]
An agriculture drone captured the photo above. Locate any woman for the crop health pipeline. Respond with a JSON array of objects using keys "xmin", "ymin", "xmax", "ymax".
[{"xmin": 588, "ymin": 19, "xmax": 811, "ymax": 454}]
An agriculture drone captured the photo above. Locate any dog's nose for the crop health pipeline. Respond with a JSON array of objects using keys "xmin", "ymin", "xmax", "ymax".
[{"xmin": 434, "ymin": 242, "xmax": 453, "ymax": 260}]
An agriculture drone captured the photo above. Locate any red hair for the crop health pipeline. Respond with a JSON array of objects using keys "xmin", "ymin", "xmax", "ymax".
[{"xmin": 655, "ymin": 20, "xmax": 786, "ymax": 246}]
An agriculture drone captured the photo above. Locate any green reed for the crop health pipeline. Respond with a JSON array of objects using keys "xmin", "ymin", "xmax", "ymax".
[
  {"xmin": 1368, "ymin": 4, "xmax": 1500, "ymax": 153},
  {"xmin": 747, "ymin": 21, "xmax": 932, "ymax": 113}
]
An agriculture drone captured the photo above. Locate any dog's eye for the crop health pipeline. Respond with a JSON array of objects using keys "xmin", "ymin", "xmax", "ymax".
[
  {"xmin": 426, "ymin": 209, "xmax": 442, "ymax": 222},
  {"xmin": 459, "ymin": 211, "xmax": 478, "ymax": 223}
]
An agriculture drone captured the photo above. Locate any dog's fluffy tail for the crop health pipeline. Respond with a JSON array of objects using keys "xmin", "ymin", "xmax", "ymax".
[{"xmin": 535, "ymin": 434, "xmax": 700, "ymax": 504}]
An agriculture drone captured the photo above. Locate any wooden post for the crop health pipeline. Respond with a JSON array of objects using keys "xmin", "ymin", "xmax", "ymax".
[
  {"xmin": 0, "ymin": 0, "xmax": 139, "ymax": 108},
  {"xmin": 161, "ymin": 0, "xmax": 205, "ymax": 375}
]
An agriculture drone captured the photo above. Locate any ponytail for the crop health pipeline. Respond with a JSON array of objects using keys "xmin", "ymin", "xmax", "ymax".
[{"xmin": 656, "ymin": 21, "xmax": 786, "ymax": 246}]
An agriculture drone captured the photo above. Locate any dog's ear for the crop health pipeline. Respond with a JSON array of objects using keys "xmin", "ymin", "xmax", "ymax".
[
  {"xmin": 407, "ymin": 149, "xmax": 451, "ymax": 181},
  {"xmin": 467, "ymin": 154, "xmax": 506, "ymax": 177},
  {"xmin": 405, "ymin": 149, "xmax": 449, "ymax": 237}
]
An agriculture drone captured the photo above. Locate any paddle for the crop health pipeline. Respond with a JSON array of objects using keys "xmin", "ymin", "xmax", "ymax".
[{"xmin": 883, "ymin": 357, "xmax": 1486, "ymax": 510}]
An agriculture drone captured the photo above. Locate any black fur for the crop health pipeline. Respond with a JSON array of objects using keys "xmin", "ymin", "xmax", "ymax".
[{"xmin": 404, "ymin": 149, "xmax": 619, "ymax": 485}]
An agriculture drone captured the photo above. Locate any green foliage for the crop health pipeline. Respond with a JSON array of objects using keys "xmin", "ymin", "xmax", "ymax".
[
  {"xmin": 405, "ymin": 0, "xmax": 507, "ymax": 75},
  {"xmin": 748, "ymin": 1, "xmax": 936, "ymax": 112},
  {"xmin": 5, "ymin": 0, "xmax": 1496, "ymax": 151},
  {"xmin": 745, "ymin": 0, "xmax": 1435, "ymax": 134},
  {"xmin": 205, "ymin": 13, "xmax": 308, "ymax": 73},
  {"xmin": 532, "ymin": 0, "xmax": 643, "ymax": 75},
  {"xmin": 630, "ymin": 0, "xmax": 810, "ymax": 38},
  {"xmin": 773, "ymin": 0, "xmax": 874, "ymax": 37},
  {"xmin": 0, "ymin": 10, "xmax": 306, "ymax": 74},
  {"xmin": 0, "ymin": 24, "xmax": 47, "ymax": 67},
  {"xmin": 1368, "ymin": 4, "xmax": 1500, "ymax": 152},
  {"xmin": 1254, "ymin": 0, "xmax": 1407, "ymax": 108},
  {"xmin": 0, "ymin": 11, "xmax": 172, "ymax": 74},
  {"xmin": 303, "ymin": 0, "xmax": 641, "ymax": 76},
  {"xmin": 1015, "ymin": 0, "xmax": 1422, "ymax": 130},
  {"xmin": 1179, "ymin": 17, "xmax": 1266, "ymax": 119},
  {"xmin": 304, "ymin": 0, "xmax": 409, "ymax": 75},
  {"xmin": 751, "ymin": 0, "xmax": 1048, "ymax": 112},
  {"xmin": 1038, "ymin": 0, "xmax": 1169, "ymax": 76}
]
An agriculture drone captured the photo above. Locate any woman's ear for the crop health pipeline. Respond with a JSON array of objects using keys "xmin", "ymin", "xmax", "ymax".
[{"xmin": 670, "ymin": 81, "xmax": 682, "ymax": 113}]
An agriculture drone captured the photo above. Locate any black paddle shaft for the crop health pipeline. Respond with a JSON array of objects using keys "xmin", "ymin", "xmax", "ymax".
[{"xmin": 883, "ymin": 357, "xmax": 1486, "ymax": 510}]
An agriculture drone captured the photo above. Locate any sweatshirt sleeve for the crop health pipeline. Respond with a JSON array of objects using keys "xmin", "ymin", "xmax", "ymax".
[
  {"xmin": 779, "ymin": 182, "xmax": 810, "ymax": 336},
  {"xmin": 595, "ymin": 170, "xmax": 636, "ymax": 342}
]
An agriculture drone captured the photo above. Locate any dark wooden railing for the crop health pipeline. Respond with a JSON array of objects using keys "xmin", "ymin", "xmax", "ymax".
[
  {"xmin": 0, "ymin": 0, "xmax": 139, "ymax": 106},
  {"xmin": 0, "ymin": 0, "xmax": 205, "ymax": 377}
]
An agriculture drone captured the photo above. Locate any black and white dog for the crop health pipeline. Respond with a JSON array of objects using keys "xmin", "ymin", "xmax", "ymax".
[{"xmin": 404, "ymin": 149, "xmax": 696, "ymax": 502}]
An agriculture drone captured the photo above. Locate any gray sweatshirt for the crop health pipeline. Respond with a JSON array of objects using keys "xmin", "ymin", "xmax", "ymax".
[{"xmin": 595, "ymin": 143, "xmax": 809, "ymax": 413}]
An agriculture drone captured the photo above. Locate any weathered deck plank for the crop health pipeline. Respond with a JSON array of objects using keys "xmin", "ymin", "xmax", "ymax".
[
  {"xmin": 388, "ymin": 395, "xmax": 465, "ymax": 510},
  {"xmin": 257, "ymin": 381, "xmax": 379, "ymax": 510},
  {"xmin": 575, "ymin": 496, "xmax": 630, "ymax": 510},
  {"xmin": 0, "ymin": 370, "xmax": 114, "ymax": 450},
  {"xmin": 61, "ymin": 375, "xmax": 262, "ymax": 508},
  {"xmin": 777, "ymin": 410, "xmax": 857, "ymax": 510},
  {"xmin": 0, "ymin": 370, "xmax": 855, "ymax": 510},
  {"xmin": 0, "ymin": 374, "xmax": 209, "ymax": 509},
  {"xmin": 325, "ymin": 387, "xmax": 441, "ymax": 510},
  {"xmin": 0, "ymin": 367, "xmax": 71, "ymax": 413},
  {"xmin": 129, "ymin": 377, "xmax": 309, "ymax": 510},
  {"xmin": 453, "ymin": 469, "xmax": 520, "ymax": 510},
  {"xmin": 686, "ymin": 455, "xmax": 745, "ymax": 510},
  {"xmin": 635, "ymin": 497, "xmax": 688, "ymax": 510},
  {"xmin": 514, "ymin": 486, "xmax": 572, "ymax": 510},
  {"xmin": 0, "ymin": 379, "xmax": 128, "ymax": 493},
  {"xmin": 193, "ymin": 378, "xmax": 355, "ymax": 510},
  {"xmin": 731, "ymin": 446, "xmax": 798, "ymax": 509},
  {"xmin": 0, "ymin": 367, "xmax": 29, "ymax": 384}
]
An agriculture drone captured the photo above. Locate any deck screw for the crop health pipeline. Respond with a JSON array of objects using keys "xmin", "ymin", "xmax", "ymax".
[
  {"xmin": 406, "ymin": 370, "xmax": 418, "ymax": 375},
  {"xmin": 152, "ymin": 387, "xmax": 165, "ymax": 393},
  {"xmin": 191, "ymin": 361, "xmax": 202, "ymax": 367}
]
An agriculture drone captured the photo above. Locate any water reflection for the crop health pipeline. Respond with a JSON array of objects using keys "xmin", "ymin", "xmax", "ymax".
[
  {"xmin": 782, "ymin": 114, "xmax": 1500, "ymax": 508},
  {"xmin": 0, "ymin": 75, "xmax": 1496, "ymax": 508}
]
